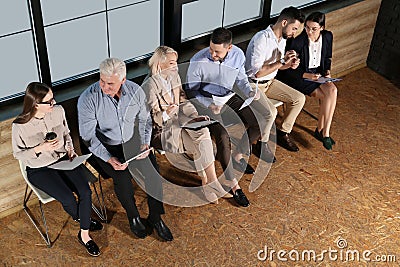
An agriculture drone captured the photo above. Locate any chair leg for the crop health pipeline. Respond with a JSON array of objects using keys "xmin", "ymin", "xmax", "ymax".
[
  {"xmin": 90, "ymin": 174, "xmax": 107, "ymax": 222},
  {"xmin": 23, "ymin": 186, "xmax": 52, "ymax": 248}
]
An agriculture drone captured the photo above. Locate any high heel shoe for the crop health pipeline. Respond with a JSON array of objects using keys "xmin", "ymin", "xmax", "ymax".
[
  {"xmin": 315, "ymin": 128, "xmax": 336, "ymax": 145},
  {"xmin": 322, "ymin": 137, "xmax": 333, "ymax": 150},
  {"xmin": 202, "ymin": 187, "xmax": 218, "ymax": 204}
]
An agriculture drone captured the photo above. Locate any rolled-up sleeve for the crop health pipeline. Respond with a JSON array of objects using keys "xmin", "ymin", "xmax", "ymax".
[
  {"xmin": 248, "ymin": 34, "xmax": 267, "ymax": 78},
  {"xmin": 236, "ymin": 58, "xmax": 253, "ymax": 97},
  {"xmin": 134, "ymin": 87, "xmax": 152, "ymax": 145}
]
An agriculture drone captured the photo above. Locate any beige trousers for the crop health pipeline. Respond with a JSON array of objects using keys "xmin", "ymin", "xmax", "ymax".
[
  {"xmin": 181, "ymin": 127, "xmax": 214, "ymax": 176},
  {"xmin": 251, "ymin": 79, "xmax": 305, "ymax": 133}
]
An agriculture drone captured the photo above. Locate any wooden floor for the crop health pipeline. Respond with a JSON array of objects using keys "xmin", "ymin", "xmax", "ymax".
[{"xmin": 1, "ymin": 67, "xmax": 400, "ymax": 266}]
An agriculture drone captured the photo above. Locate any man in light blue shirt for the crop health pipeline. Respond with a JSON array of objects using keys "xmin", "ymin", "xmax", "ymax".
[
  {"xmin": 186, "ymin": 28, "xmax": 276, "ymax": 207},
  {"xmin": 78, "ymin": 58, "xmax": 173, "ymax": 241}
]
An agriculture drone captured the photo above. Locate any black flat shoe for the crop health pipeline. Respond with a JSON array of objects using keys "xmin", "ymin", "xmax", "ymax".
[
  {"xmin": 130, "ymin": 217, "xmax": 148, "ymax": 239},
  {"xmin": 148, "ymin": 218, "xmax": 173, "ymax": 241},
  {"xmin": 229, "ymin": 189, "xmax": 250, "ymax": 207},
  {"xmin": 89, "ymin": 218, "xmax": 103, "ymax": 231},
  {"xmin": 232, "ymin": 158, "xmax": 255, "ymax": 174},
  {"xmin": 77, "ymin": 231, "xmax": 100, "ymax": 257}
]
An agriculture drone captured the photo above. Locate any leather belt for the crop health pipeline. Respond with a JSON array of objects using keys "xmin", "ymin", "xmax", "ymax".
[{"xmin": 251, "ymin": 79, "xmax": 269, "ymax": 84}]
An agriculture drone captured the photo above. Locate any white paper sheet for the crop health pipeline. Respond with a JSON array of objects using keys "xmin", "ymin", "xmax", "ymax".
[
  {"xmin": 239, "ymin": 81, "xmax": 258, "ymax": 110},
  {"xmin": 212, "ymin": 92, "xmax": 235, "ymax": 106},
  {"xmin": 48, "ymin": 153, "xmax": 92, "ymax": 170}
]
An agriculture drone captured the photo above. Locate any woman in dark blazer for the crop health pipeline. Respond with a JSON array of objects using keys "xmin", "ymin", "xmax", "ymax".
[{"xmin": 277, "ymin": 12, "xmax": 338, "ymax": 150}]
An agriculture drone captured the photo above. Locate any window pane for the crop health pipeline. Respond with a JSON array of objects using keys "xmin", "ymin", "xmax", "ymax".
[
  {"xmin": 0, "ymin": 0, "xmax": 31, "ymax": 36},
  {"xmin": 223, "ymin": 0, "xmax": 263, "ymax": 27},
  {"xmin": 108, "ymin": 0, "xmax": 160, "ymax": 61},
  {"xmin": 45, "ymin": 14, "xmax": 108, "ymax": 82},
  {"xmin": 270, "ymin": 0, "xmax": 326, "ymax": 17},
  {"xmin": 107, "ymin": 0, "xmax": 148, "ymax": 10},
  {"xmin": 182, "ymin": 0, "xmax": 224, "ymax": 41},
  {"xmin": 0, "ymin": 32, "xmax": 38, "ymax": 100},
  {"xmin": 41, "ymin": 0, "xmax": 105, "ymax": 26}
]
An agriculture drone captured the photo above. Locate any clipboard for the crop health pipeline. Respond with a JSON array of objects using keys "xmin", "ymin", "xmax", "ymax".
[
  {"xmin": 305, "ymin": 77, "xmax": 342, "ymax": 83},
  {"xmin": 181, "ymin": 119, "xmax": 218, "ymax": 130},
  {"xmin": 48, "ymin": 153, "xmax": 92, "ymax": 170},
  {"xmin": 124, "ymin": 147, "xmax": 153, "ymax": 164}
]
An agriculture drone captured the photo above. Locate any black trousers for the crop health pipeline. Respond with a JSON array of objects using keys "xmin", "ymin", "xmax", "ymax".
[
  {"xmin": 27, "ymin": 164, "xmax": 92, "ymax": 230},
  {"xmin": 92, "ymin": 143, "xmax": 164, "ymax": 222},
  {"xmin": 193, "ymin": 94, "xmax": 262, "ymax": 180}
]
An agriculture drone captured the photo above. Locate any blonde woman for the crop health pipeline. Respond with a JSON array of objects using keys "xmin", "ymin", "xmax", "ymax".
[{"xmin": 142, "ymin": 46, "xmax": 227, "ymax": 203}]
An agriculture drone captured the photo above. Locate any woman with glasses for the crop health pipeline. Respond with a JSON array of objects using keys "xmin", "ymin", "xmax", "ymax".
[
  {"xmin": 276, "ymin": 12, "xmax": 338, "ymax": 150},
  {"xmin": 12, "ymin": 82, "xmax": 102, "ymax": 256}
]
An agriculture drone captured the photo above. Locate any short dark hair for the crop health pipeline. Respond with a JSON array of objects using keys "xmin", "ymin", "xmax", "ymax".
[
  {"xmin": 211, "ymin": 27, "xmax": 232, "ymax": 46},
  {"xmin": 306, "ymin": 12, "xmax": 325, "ymax": 28},
  {"xmin": 278, "ymin": 6, "xmax": 305, "ymax": 24}
]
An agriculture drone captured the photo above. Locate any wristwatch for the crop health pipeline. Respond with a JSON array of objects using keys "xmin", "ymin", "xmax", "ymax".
[{"xmin": 279, "ymin": 58, "xmax": 286, "ymax": 65}]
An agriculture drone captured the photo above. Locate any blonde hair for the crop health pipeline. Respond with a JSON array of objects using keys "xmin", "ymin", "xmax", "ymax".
[{"xmin": 148, "ymin": 46, "xmax": 178, "ymax": 76}]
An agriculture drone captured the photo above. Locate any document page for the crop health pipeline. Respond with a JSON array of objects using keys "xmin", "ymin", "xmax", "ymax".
[
  {"xmin": 212, "ymin": 92, "xmax": 235, "ymax": 106},
  {"xmin": 48, "ymin": 153, "xmax": 92, "ymax": 170}
]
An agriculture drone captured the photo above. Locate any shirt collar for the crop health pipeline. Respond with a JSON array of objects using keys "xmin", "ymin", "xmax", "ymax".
[
  {"xmin": 206, "ymin": 49, "xmax": 231, "ymax": 63},
  {"xmin": 99, "ymin": 82, "xmax": 127, "ymax": 99},
  {"xmin": 266, "ymin": 24, "xmax": 281, "ymax": 44}
]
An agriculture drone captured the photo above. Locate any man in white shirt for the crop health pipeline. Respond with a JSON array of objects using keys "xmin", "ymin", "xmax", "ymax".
[{"xmin": 245, "ymin": 6, "xmax": 306, "ymax": 152}]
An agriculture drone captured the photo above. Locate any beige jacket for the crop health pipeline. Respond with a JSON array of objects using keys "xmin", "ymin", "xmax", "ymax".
[
  {"xmin": 12, "ymin": 105, "xmax": 73, "ymax": 168},
  {"xmin": 142, "ymin": 72, "xmax": 201, "ymax": 153}
]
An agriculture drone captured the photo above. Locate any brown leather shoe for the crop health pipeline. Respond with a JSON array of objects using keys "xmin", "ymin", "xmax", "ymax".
[{"xmin": 277, "ymin": 130, "xmax": 299, "ymax": 152}]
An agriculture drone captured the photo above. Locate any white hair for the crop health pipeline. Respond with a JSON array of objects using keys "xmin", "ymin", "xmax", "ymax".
[{"xmin": 99, "ymin": 58, "xmax": 126, "ymax": 81}]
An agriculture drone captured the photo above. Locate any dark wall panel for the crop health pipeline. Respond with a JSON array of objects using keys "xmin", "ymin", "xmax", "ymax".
[{"xmin": 368, "ymin": 0, "xmax": 400, "ymax": 87}]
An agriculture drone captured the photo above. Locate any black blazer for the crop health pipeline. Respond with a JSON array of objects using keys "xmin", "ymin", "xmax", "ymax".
[{"xmin": 276, "ymin": 30, "xmax": 333, "ymax": 88}]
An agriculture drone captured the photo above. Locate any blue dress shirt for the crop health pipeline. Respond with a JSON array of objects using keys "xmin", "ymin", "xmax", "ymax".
[
  {"xmin": 78, "ymin": 80, "xmax": 151, "ymax": 162},
  {"xmin": 186, "ymin": 45, "xmax": 253, "ymax": 107}
]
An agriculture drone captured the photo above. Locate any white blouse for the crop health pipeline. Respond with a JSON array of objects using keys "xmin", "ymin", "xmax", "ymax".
[{"xmin": 308, "ymin": 35, "xmax": 323, "ymax": 69}]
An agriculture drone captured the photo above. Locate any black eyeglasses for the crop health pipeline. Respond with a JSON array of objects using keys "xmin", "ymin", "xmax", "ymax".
[
  {"xmin": 305, "ymin": 25, "xmax": 321, "ymax": 33},
  {"xmin": 38, "ymin": 98, "xmax": 56, "ymax": 106}
]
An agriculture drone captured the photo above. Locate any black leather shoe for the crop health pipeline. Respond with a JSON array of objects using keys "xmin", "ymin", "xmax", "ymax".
[
  {"xmin": 229, "ymin": 189, "xmax": 250, "ymax": 207},
  {"xmin": 77, "ymin": 230, "xmax": 100, "ymax": 257},
  {"xmin": 232, "ymin": 158, "xmax": 255, "ymax": 174},
  {"xmin": 277, "ymin": 130, "xmax": 299, "ymax": 152},
  {"xmin": 252, "ymin": 141, "xmax": 276, "ymax": 163},
  {"xmin": 130, "ymin": 217, "xmax": 148, "ymax": 239},
  {"xmin": 89, "ymin": 218, "xmax": 103, "ymax": 231},
  {"xmin": 148, "ymin": 218, "xmax": 173, "ymax": 241}
]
